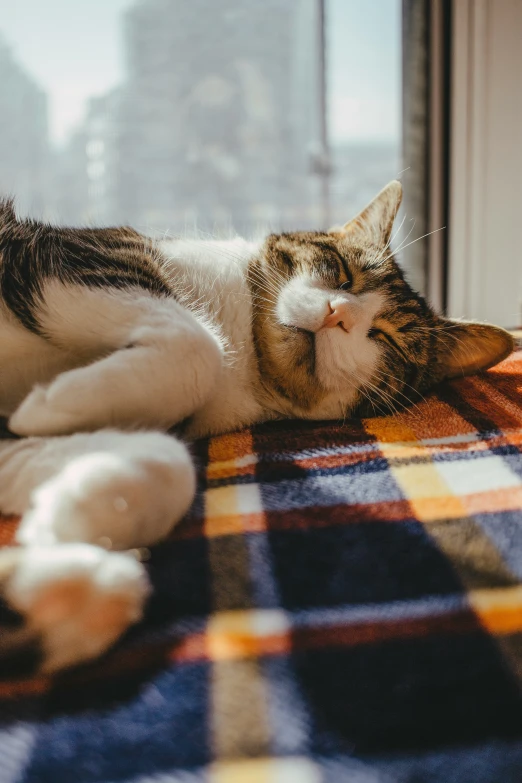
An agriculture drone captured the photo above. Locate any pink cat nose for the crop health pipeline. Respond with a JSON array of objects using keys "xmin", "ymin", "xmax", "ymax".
[{"xmin": 322, "ymin": 301, "xmax": 354, "ymax": 332}]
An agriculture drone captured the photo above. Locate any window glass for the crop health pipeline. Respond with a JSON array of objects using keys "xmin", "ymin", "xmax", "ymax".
[{"xmin": 0, "ymin": 0, "xmax": 401, "ymax": 236}]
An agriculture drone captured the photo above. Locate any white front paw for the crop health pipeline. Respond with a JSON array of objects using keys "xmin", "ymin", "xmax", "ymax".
[
  {"xmin": 16, "ymin": 435, "xmax": 196, "ymax": 550},
  {"xmin": 9, "ymin": 385, "xmax": 80, "ymax": 436},
  {"xmin": 3, "ymin": 544, "xmax": 150, "ymax": 672}
]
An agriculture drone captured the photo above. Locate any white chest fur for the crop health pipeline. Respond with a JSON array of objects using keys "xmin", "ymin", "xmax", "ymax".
[{"xmin": 158, "ymin": 237, "xmax": 267, "ymax": 437}]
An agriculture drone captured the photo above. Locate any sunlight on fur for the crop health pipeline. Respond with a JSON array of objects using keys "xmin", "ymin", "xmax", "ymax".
[{"xmin": 0, "ymin": 181, "xmax": 514, "ymax": 672}]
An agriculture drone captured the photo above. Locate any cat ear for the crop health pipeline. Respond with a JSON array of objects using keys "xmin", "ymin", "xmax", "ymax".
[
  {"xmin": 337, "ymin": 180, "xmax": 403, "ymax": 246},
  {"xmin": 434, "ymin": 320, "xmax": 514, "ymax": 381}
]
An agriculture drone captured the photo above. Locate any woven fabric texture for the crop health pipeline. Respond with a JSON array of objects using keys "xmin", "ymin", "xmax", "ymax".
[{"xmin": 1, "ymin": 333, "xmax": 522, "ymax": 782}]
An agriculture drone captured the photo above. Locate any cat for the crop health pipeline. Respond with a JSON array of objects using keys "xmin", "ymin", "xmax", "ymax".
[{"xmin": 0, "ymin": 181, "xmax": 513, "ymax": 672}]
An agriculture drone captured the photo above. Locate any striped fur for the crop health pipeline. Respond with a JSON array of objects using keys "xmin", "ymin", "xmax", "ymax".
[
  {"xmin": 0, "ymin": 183, "xmax": 513, "ymax": 427},
  {"xmin": 0, "ymin": 200, "xmax": 171, "ymax": 335},
  {"xmin": 249, "ymin": 182, "xmax": 513, "ymax": 419},
  {"xmin": 0, "ymin": 180, "xmax": 514, "ymax": 674}
]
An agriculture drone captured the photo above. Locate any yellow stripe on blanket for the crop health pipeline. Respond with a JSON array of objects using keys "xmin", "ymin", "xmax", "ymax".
[
  {"xmin": 211, "ymin": 756, "xmax": 321, "ymax": 783},
  {"xmin": 470, "ymin": 585, "xmax": 522, "ymax": 634}
]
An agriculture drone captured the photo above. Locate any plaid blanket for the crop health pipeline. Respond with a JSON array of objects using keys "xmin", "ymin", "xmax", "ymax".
[{"xmin": 2, "ymin": 334, "xmax": 522, "ymax": 783}]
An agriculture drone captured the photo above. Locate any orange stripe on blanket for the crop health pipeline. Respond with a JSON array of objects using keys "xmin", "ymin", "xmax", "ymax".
[
  {"xmin": 408, "ymin": 488, "xmax": 522, "ymax": 523},
  {"xmin": 206, "ymin": 610, "xmax": 290, "ymax": 661},
  {"xmin": 469, "ymin": 377, "xmax": 522, "ymax": 424},
  {"xmin": 458, "ymin": 377, "xmax": 522, "ymax": 430},
  {"xmin": 208, "ymin": 431, "xmax": 256, "ymax": 464},
  {"xmin": 176, "ymin": 609, "xmax": 484, "ymax": 665},
  {"xmin": 9, "ymin": 585, "xmax": 522, "ymax": 698},
  {"xmin": 499, "ymin": 429, "xmax": 522, "ymax": 448},
  {"xmin": 292, "ymin": 448, "xmax": 382, "ymax": 471},
  {"xmin": 469, "ymin": 586, "xmax": 522, "ymax": 635},
  {"xmin": 265, "ymin": 500, "xmax": 416, "ymax": 531},
  {"xmin": 0, "ymin": 515, "xmax": 19, "ymax": 546},
  {"xmin": 203, "ymin": 512, "xmax": 266, "ymax": 538},
  {"xmin": 168, "ymin": 500, "xmax": 418, "ymax": 541},
  {"xmin": 394, "ymin": 398, "xmax": 478, "ymax": 441},
  {"xmin": 0, "ymin": 677, "xmax": 50, "ymax": 699},
  {"xmin": 207, "ymin": 460, "xmax": 257, "ymax": 481},
  {"xmin": 205, "ymin": 631, "xmax": 290, "ymax": 661},
  {"xmin": 464, "ymin": 486, "xmax": 522, "ymax": 515},
  {"xmin": 363, "ymin": 417, "xmax": 418, "ymax": 444},
  {"xmin": 207, "ymin": 431, "xmax": 257, "ymax": 480},
  {"xmin": 292, "ymin": 610, "xmax": 482, "ymax": 650},
  {"xmin": 176, "ymin": 595, "xmax": 522, "ymax": 666},
  {"xmin": 488, "ymin": 348, "xmax": 522, "ymax": 376},
  {"xmin": 408, "ymin": 495, "xmax": 467, "ymax": 522},
  {"xmin": 171, "ymin": 632, "xmax": 208, "ymax": 662}
]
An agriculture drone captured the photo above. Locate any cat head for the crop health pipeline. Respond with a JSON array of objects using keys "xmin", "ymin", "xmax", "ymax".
[{"xmin": 250, "ymin": 181, "xmax": 514, "ymax": 419}]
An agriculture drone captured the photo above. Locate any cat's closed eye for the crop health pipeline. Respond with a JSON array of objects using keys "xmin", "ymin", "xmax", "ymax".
[
  {"xmin": 339, "ymin": 278, "xmax": 352, "ymax": 291},
  {"xmin": 367, "ymin": 327, "xmax": 407, "ymax": 360}
]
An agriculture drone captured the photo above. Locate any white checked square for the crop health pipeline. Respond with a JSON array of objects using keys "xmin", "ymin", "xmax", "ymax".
[
  {"xmin": 235, "ymin": 482, "xmax": 264, "ymax": 514},
  {"xmin": 435, "ymin": 455, "xmax": 521, "ymax": 496},
  {"xmin": 250, "ymin": 608, "xmax": 290, "ymax": 636}
]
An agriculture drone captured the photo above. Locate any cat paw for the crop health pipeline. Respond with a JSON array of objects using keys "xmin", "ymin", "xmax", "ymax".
[
  {"xmin": 16, "ymin": 434, "xmax": 196, "ymax": 550},
  {"xmin": 0, "ymin": 544, "xmax": 150, "ymax": 672},
  {"xmin": 9, "ymin": 385, "xmax": 80, "ymax": 437}
]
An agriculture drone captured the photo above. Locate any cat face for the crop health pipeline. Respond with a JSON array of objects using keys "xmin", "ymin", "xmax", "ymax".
[{"xmin": 250, "ymin": 181, "xmax": 514, "ymax": 420}]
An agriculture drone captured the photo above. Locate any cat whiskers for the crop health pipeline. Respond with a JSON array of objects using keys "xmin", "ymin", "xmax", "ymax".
[
  {"xmin": 249, "ymin": 262, "xmax": 287, "ymax": 293},
  {"xmin": 354, "ymin": 363, "xmax": 428, "ymax": 419},
  {"xmin": 379, "ymin": 226, "xmax": 446, "ymax": 268},
  {"xmin": 362, "ymin": 378, "xmax": 403, "ymax": 416},
  {"xmin": 371, "ymin": 368, "xmax": 428, "ymax": 419},
  {"xmin": 366, "ymin": 213, "xmax": 410, "ymax": 268},
  {"xmin": 356, "ymin": 378, "xmax": 398, "ymax": 416},
  {"xmin": 248, "ymin": 266, "xmax": 287, "ymax": 309}
]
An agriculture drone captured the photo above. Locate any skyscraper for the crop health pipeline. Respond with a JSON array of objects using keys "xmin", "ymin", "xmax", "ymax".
[
  {"xmin": 0, "ymin": 36, "xmax": 49, "ymax": 218},
  {"xmin": 113, "ymin": 0, "xmax": 324, "ymax": 234},
  {"xmin": 53, "ymin": 92, "xmax": 120, "ymax": 225}
]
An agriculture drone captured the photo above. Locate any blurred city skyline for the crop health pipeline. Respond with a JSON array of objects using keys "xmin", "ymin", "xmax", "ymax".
[
  {"xmin": 0, "ymin": 0, "xmax": 400, "ymax": 146},
  {"xmin": 0, "ymin": 0, "xmax": 401, "ymax": 236}
]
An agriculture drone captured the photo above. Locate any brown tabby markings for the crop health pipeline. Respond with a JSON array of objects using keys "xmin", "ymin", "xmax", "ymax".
[
  {"xmin": 0, "ymin": 200, "xmax": 170, "ymax": 335},
  {"xmin": 0, "ymin": 193, "xmax": 514, "ymax": 421},
  {"xmin": 249, "ymin": 229, "xmax": 514, "ymax": 417}
]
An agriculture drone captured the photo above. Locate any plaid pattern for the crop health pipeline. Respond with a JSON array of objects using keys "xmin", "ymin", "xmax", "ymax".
[{"xmin": 2, "ymin": 333, "xmax": 522, "ymax": 782}]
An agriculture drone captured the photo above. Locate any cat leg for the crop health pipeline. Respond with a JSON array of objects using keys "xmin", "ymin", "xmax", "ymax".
[
  {"xmin": 0, "ymin": 543, "xmax": 149, "ymax": 672},
  {"xmin": 0, "ymin": 429, "xmax": 195, "ymax": 673},
  {"xmin": 0, "ymin": 430, "xmax": 196, "ymax": 549},
  {"xmin": 8, "ymin": 312, "xmax": 224, "ymax": 437}
]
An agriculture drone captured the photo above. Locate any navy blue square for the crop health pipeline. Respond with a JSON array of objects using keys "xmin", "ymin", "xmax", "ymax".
[
  {"xmin": 146, "ymin": 537, "xmax": 212, "ymax": 625},
  {"xmin": 24, "ymin": 662, "xmax": 211, "ymax": 782},
  {"xmin": 294, "ymin": 633, "xmax": 522, "ymax": 755},
  {"xmin": 268, "ymin": 521, "xmax": 465, "ymax": 609}
]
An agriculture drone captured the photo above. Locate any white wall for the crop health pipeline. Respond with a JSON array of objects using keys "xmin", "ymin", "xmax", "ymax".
[{"xmin": 447, "ymin": 0, "xmax": 522, "ymax": 327}]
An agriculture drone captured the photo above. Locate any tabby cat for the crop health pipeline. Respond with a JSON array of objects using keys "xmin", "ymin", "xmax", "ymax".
[{"xmin": 0, "ymin": 181, "xmax": 513, "ymax": 671}]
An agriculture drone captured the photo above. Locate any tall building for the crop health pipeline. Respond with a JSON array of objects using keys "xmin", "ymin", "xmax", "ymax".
[
  {"xmin": 0, "ymin": 37, "xmax": 49, "ymax": 218},
  {"xmin": 113, "ymin": 0, "xmax": 324, "ymax": 234},
  {"xmin": 53, "ymin": 92, "xmax": 120, "ymax": 225}
]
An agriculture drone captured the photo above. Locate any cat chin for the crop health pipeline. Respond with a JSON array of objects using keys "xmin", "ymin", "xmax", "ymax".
[
  {"xmin": 295, "ymin": 389, "xmax": 358, "ymax": 422},
  {"xmin": 314, "ymin": 327, "xmax": 380, "ymax": 394}
]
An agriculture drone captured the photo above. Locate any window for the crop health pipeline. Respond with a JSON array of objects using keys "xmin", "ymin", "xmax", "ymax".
[{"xmin": 0, "ymin": 1, "xmax": 401, "ymax": 239}]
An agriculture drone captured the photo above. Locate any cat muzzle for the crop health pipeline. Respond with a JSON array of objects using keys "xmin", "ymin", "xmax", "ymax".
[{"xmin": 322, "ymin": 301, "xmax": 354, "ymax": 333}]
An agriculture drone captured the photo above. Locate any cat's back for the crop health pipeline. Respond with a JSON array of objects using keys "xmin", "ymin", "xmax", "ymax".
[
  {"xmin": 0, "ymin": 203, "xmax": 190, "ymax": 414},
  {"xmin": 0, "ymin": 200, "xmax": 173, "ymax": 334}
]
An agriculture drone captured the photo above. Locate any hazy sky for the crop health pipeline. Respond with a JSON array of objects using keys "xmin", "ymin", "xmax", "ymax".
[
  {"xmin": 0, "ymin": 0, "xmax": 400, "ymax": 145},
  {"xmin": 327, "ymin": 0, "xmax": 401, "ymax": 142}
]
